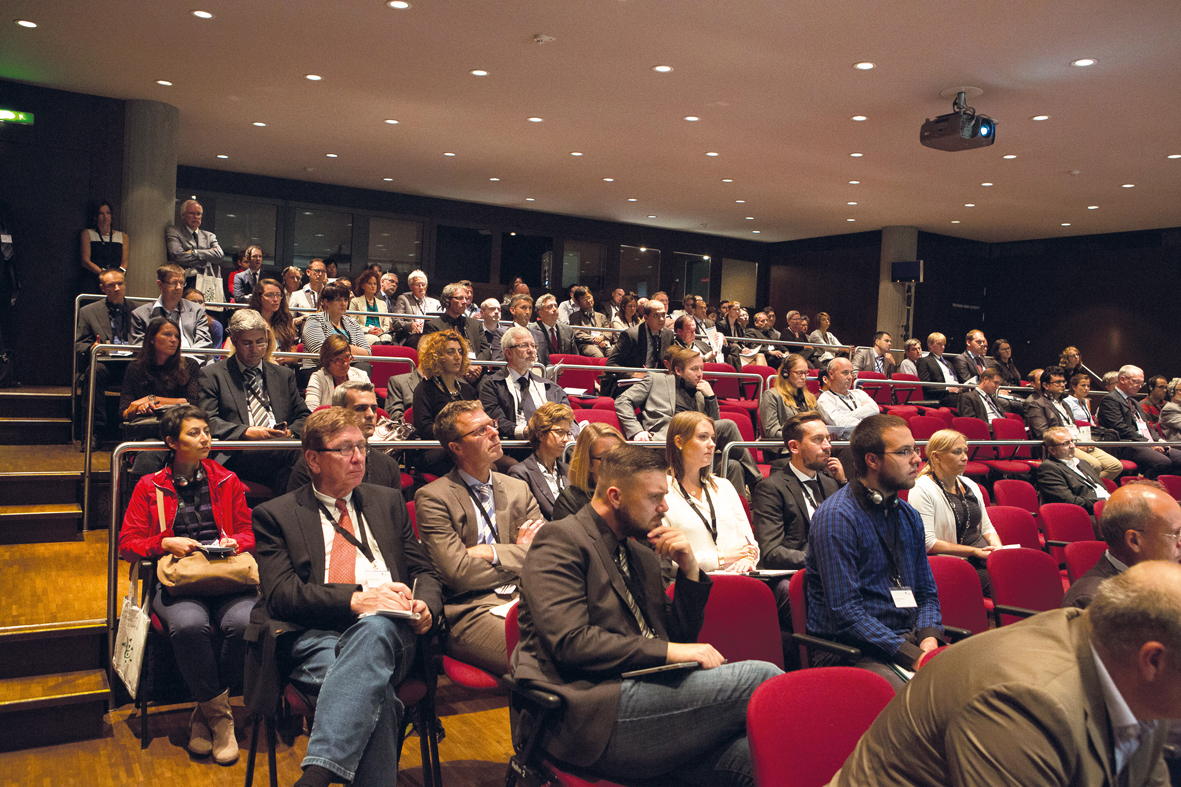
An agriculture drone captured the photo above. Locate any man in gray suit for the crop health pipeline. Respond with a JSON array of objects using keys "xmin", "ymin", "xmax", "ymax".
[
  {"xmin": 414, "ymin": 400, "xmax": 544, "ymax": 674},
  {"xmin": 75, "ymin": 268, "xmax": 134, "ymax": 432},
  {"xmin": 1036, "ymin": 427, "xmax": 1109, "ymax": 514},
  {"xmin": 165, "ymin": 199, "xmax": 225, "ymax": 279},
  {"xmin": 831, "ymin": 560, "xmax": 1181, "ymax": 787},
  {"xmin": 1064, "ymin": 482, "xmax": 1181, "ymax": 609},
  {"xmin": 567, "ymin": 287, "xmax": 611, "ymax": 358},
  {"xmin": 130, "ymin": 263, "xmax": 212, "ymax": 349},
  {"xmin": 529, "ymin": 293, "xmax": 578, "ymax": 365},
  {"xmin": 616, "ymin": 346, "xmax": 762, "ymax": 495},
  {"xmin": 383, "ymin": 367, "xmax": 423, "ymax": 423},
  {"xmin": 951, "ymin": 328, "xmax": 992, "ymax": 383},
  {"xmin": 851, "ymin": 331, "xmax": 897, "ymax": 376}
]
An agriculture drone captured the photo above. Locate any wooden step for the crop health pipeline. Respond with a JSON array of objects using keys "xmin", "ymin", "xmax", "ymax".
[
  {"xmin": 0, "ymin": 669, "xmax": 109, "ymax": 752},
  {"xmin": 0, "ymin": 471, "xmax": 81, "ymax": 506},
  {"xmin": 0, "ymin": 504, "xmax": 83, "ymax": 544},
  {"xmin": 0, "ymin": 387, "xmax": 72, "ymax": 419},
  {"xmin": 0, "ymin": 417, "xmax": 73, "ymax": 445},
  {"xmin": 0, "ymin": 622, "xmax": 108, "ymax": 680}
]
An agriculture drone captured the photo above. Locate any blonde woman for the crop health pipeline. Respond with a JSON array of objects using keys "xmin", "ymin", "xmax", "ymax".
[
  {"xmin": 663, "ymin": 411, "xmax": 758, "ymax": 573},
  {"xmin": 760, "ymin": 352, "xmax": 818, "ymax": 462},
  {"xmin": 552, "ymin": 422, "xmax": 624, "ymax": 520}
]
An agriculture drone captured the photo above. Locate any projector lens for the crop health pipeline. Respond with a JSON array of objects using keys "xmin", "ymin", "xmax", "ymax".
[{"xmin": 979, "ymin": 120, "xmax": 993, "ymax": 137}]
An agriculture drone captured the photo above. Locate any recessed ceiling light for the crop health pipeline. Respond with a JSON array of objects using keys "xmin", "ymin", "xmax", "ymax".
[
  {"xmin": 191, "ymin": 10, "xmax": 214, "ymax": 19},
  {"xmin": 156, "ymin": 80, "xmax": 172, "ymax": 86},
  {"xmin": 683, "ymin": 116, "xmax": 700, "ymax": 122},
  {"xmin": 1031, "ymin": 115, "xmax": 1050, "ymax": 121},
  {"xmin": 847, "ymin": 202, "xmax": 858, "ymax": 206},
  {"xmin": 627, "ymin": 198, "xmax": 637, "ymax": 202},
  {"xmin": 383, "ymin": 178, "xmax": 393, "ymax": 182},
  {"xmin": 951, "ymin": 220, "xmax": 960, "ymax": 224},
  {"xmin": 384, "ymin": 119, "xmax": 399, "ymax": 125},
  {"xmin": 850, "ymin": 152, "xmax": 863, "ymax": 157},
  {"xmin": 853, "ymin": 62, "xmax": 875, "ymax": 70},
  {"xmin": 648, "ymin": 215, "xmax": 657, "ymax": 219},
  {"xmin": 570, "ymin": 152, "xmax": 583, "ymax": 157},
  {"xmin": 15, "ymin": 20, "xmax": 37, "ymax": 28},
  {"xmin": 1061, "ymin": 223, "xmax": 1071, "ymax": 226},
  {"xmin": 489, "ymin": 177, "xmax": 500, "ymax": 181},
  {"xmin": 603, "ymin": 178, "xmax": 614, "ymax": 182},
  {"xmin": 1003, "ymin": 154, "xmax": 1017, "ymax": 159},
  {"xmin": 1122, "ymin": 183, "xmax": 1134, "ymax": 188},
  {"xmin": 444, "ymin": 152, "xmax": 456, "ymax": 157},
  {"xmin": 745, "ymin": 217, "xmax": 754, "ymax": 220},
  {"xmin": 387, "ymin": 1, "xmax": 411, "ymax": 8},
  {"xmin": 470, "ymin": 69, "xmax": 488, "ymax": 76},
  {"xmin": 527, "ymin": 117, "xmax": 543, "ymax": 123},
  {"xmin": 652, "ymin": 65, "xmax": 673, "ymax": 73},
  {"xmin": 1070, "ymin": 58, "xmax": 1096, "ymax": 67},
  {"xmin": 1088, "ymin": 205, "xmax": 1098, "ymax": 209},
  {"xmin": 706, "ymin": 152, "xmax": 719, "ymax": 157},
  {"xmin": 848, "ymin": 180, "xmax": 860, "ymax": 185},
  {"xmin": 847, "ymin": 218, "xmax": 856, "ymax": 222},
  {"xmin": 752, "ymin": 230, "xmax": 761, "ymax": 234},
  {"xmin": 721, "ymin": 179, "xmax": 733, "ymax": 183},
  {"xmin": 850, "ymin": 115, "xmax": 867, "ymax": 122},
  {"xmin": 252, "ymin": 121, "xmax": 266, "ymax": 127},
  {"xmin": 965, "ymin": 203, "xmax": 975, "ymax": 207},
  {"xmin": 216, "ymin": 154, "xmax": 228, "ymax": 159},
  {"xmin": 302, "ymin": 211, "xmax": 312, "ymax": 215},
  {"xmin": 1168, "ymin": 154, "xmax": 1181, "ymax": 159},
  {"xmin": 326, "ymin": 153, "xmax": 337, "ymax": 158},
  {"xmin": 525, "ymin": 198, "xmax": 535, "ymax": 201},
  {"xmin": 305, "ymin": 74, "xmax": 322, "ymax": 81},
  {"xmin": 735, "ymin": 200, "xmax": 745, "ymax": 203}
]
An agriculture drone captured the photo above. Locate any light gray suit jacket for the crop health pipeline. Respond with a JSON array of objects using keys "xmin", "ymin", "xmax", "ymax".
[
  {"xmin": 615, "ymin": 372, "xmax": 718, "ymax": 440},
  {"xmin": 129, "ymin": 299, "xmax": 212, "ymax": 349},
  {"xmin": 165, "ymin": 224, "xmax": 225, "ymax": 271}
]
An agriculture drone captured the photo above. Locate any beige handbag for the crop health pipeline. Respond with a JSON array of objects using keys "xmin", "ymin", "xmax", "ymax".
[{"xmin": 154, "ymin": 487, "xmax": 259, "ymax": 596}]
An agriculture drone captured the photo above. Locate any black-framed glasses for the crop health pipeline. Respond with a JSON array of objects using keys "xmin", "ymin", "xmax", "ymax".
[
  {"xmin": 876, "ymin": 447, "xmax": 918, "ymax": 458},
  {"xmin": 459, "ymin": 422, "xmax": 497, "ymax": 440},
  {"xmin": 315, "ymin": 443, "xmax": 368, "ymax": 458}
]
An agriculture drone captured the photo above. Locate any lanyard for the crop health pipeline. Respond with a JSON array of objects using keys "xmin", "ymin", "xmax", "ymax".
[
  {"xmin": 462, "ymin": 481, "xmax": 499, "ymax": 542},
  {"xmin": 867, "ymin": 505, "xmax": 904, "ymax": 587},
  {"xmin": 939, "ymin": 479, "xmax": 970, "ymax": 543},
  {"xmin": 315, "ymin": 497, "xmax": 375, "ymax": 564},
  {"xmin": 838, "ymin": 393, "xmax": 858, "ymax": 411},
  {"xmin": 676, "ymin": 477, "xmax": 717, "ymax": 540}
]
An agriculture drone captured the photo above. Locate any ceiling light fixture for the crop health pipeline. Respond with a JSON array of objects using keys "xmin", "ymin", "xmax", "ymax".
[
  {"xmin": 735, "ymin": 200, "xmax": 745, "ymax": 203},
  {"xmin": 951, "ymin": 220, "xmax": 961, "ymax": 224},
  {"xmin": 847, "ymin": 201, "xmax": 857, "ymax": 205},
  {"xmin": 387, "ymin": 1, "xmax": 411, "ymax": 8},
  {"xmin": 252, "ymin": 121, "xmax": 266, "ymax": 127},
  {"xmin": 444, "ymin": 152, "xmax": 456, "ymax": 157},
  {"xmin": 603, "ymin": 178, "xmax": 614, "ymax": 182},
  {"xmin": 647, "ymin": 215, "xmax": 657, "ymax": 219},
  {"xmin": 1168, "ymin": 154, "xmax": 1181, "ymax": 159},
  {"xmin": 627, "ymin": 198, "xmax": 637, "ymax": 202},
  {"xmin": 847, "ymin": 218, "xmax": 856, "ymax": 222},
  {"xmin": 1031, "ymin": 115, "xmax": 1050, "ymax": 121},
  {"xmin": 489, "ymin": 177, "xmax": 500, "ymax": 181},
  {"xmin": 305, "ymin": 74, "xmax": 322, "ymax": 81},
  {"xmin": 384, "ymin": 119, "xmax": 399, "ymax": 125},
  {"xmin": 1122, "ymin": 183, "xmax": 1134, "ymax": 188},
  {"xmin": 652, "ymin": 65, "xmax": 673, "ymax": 73},
  {"xmin": 684, "ymin": 116, "xmax": 699, "ymax": 122},
  {"xmin": 216, "ymin": 154, "xmax": 228, "ymax": 159},
  {"xmin": 156, "ymin": 80, "xmax": 172, "ymax": 86},
  {"xmin": 965, "ymin": 203, "xmax": 975, "ymax": 207},
  {"xmin": 383, "ymin": 178, "xmax": 393, "ymax": 182},
  {"xmin": 849, "ymin": 180, "xmax": 860, "ymax": 185},
  {"xmin": 15, "ymin": 19, "xmax": 37, "ymax": 28},
  {"xmin": 853, "ymin": 62, "xmax": 875, "ymax": 70},
  {"xmin": 981, "ymin": 182, "xmax": 993, "ymax": 186},
  {"xmin": 706, "ymin": 152, "xmax": 719, "ymax": 156},
  {"xmin": 752, "ymin": 230, "xmax": 761, "ymax": 234},
  {"xmin": 850, "ymin": 152, "xmax": 863, "ymax": 157},
  {"xmin": 191, "ymin": 10, "xmax": 214, "ymax": 19},
  {"xmin": 1070, "ymin": 58, "xmax": 1096, "ymax": 67},
  {"xmin": 570, "ymin": 152, "xmax": 582, "ymax": 156},
  {"xmin": 745, "ymin": 217, "xmax": 754, "ymax": 220},
  {"xmin": 851, "ymin": 115, "xmax": 867, "ymax": 121},
  {"xmin": 527, "ymin": 117, "xmax": 543, "ymax": 123},
  {"xmin": 470, "ymin": 69, "xmax": 488, "ymax": 76},
  {"xmin": 525, "ymin": 198, "xmax": 534, "ymax": 201},
  {"xmin": 1061, "ymin": 223, "xmax": 1071, "ymax": 226},
  {"xmin": 721, "ymin": 178, "xmax": 733, "ymax": 183},
  {"xmin": 1003, "ymin": 154, "xmax": 1017, "ymax": 160},
  {"xmin": 326, "ymin": 153, "xmax": 337, "ymax": 158}
]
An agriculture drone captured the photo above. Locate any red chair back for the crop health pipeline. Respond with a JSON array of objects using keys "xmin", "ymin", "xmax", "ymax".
[
  {"xmin": 1064, "ymin": 540, "xmax": 1108, "ymax": 583},
  {"xmin": 748, "ymin": 668, "xmax": 894, "ymax": 787},
  {"xmin": 406, "ymin": 500, "xmax": 418, "ymax": 539},
  {"xmin": 1093, "ymin": 499, "xmax": 1105, "ymax": 523},
  {"xmin": 918, "ymin": 644, "xmax": 949, "ymax": 668},
  {"xmin": 890, "ymin": 373, "xmax": 921, "ymax": 404},
  {"xmin": 976, "ymin": 484, "xmax": 991, "ymax": 507},
  {"xmin": 695, "ymin": 575, "xmax": 785, "ymax": 669},
  {"xmin": 369, "ymin": 345, "xmax": 417, "ymax": 391},
  {"xmin": 908, "ymin": 416, "xmax": 946, "ymax": 460},
  {"xmin": 1101, "ymin": 477, "xmax": 1118, "ymax": 494},
  {"xmin": 856, "ymin": 371, "xmax": 892, "ymax": 405},
  {"xmin": 885, "ymin": 405, "xmax": 919, "ymax": 423},
  {"xmin": 720, "ymin": 408, "xmax": 756, "ymax": 442},
  {"xmin": 1157, "ymin": 474, "xmax": 1181, "ymax": 501},
  {"xmin": 952, "ymin": 416, "xmax": 994, "ymax": 460},
  {"xmin": 928, "ymin": 555, "xmax": 989, "ymax": 635},
  {"xmin": 987, "ymin": 547, "xmax": 1065, "ymax": 626},
  {"xmin": 704, "ymin": 362, "xmax": 742, "ymax": 399},
  {"xmin": 993, "ymin": 479, "xmax": 1040, "ymax": 518},
  {"xmin": 505, "ymin": 601, "xmax": 521, "ymax": 660},
  {"xmin": 743, "ymin": 364, "xmax": 778, "ymax": 397},
  {"xmin": 805, "ymin": 378, "xmax": 821, "ymax": 396},
  {"xmin": 987, "ymin": 506, "xmax": 1042, "ymax": 551},
  {"xmin": 990, "ymin": 416, "xmax": 1031, "ymax": 461},
  {"xmin": 931, "ymin": 408, "xmax": 954, "ymax": 428},
  {"xmin": 549, "ymin": 353, "xmax": 605, "ymax": 392},
  {"xmin": 574, "ymin": 408, "xmax": 622, "ymax": 432},
  {"xmin": 1040, "ymin": 503, "xmax": 1097, "ymax": 564}
]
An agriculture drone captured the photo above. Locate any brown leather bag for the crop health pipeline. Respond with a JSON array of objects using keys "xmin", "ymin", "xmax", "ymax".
[{"xmin": 154, "ymin": 487, "xmax": 259, "ymax": 596}]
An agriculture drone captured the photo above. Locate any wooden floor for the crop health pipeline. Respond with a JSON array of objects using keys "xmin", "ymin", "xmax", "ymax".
[
  {"xmin": 0, "ymin": 679, "xmax": 514, "ymax": 786},
  {"xmin": 0, "ymin": 530, "xmax": 126, "ymax": 628},
  {"xmin": 0, "ymin": 444, "xmax": 110, "ymax": 474}
]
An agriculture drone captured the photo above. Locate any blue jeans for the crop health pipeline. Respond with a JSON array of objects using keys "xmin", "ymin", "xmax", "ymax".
[
  {"xmin": 593, "ymin": 660, "xmax": 782, "ymax": 787},
  {"xmin": 288, "ymin": 614, "xmax": 416, "ymax": 786},
  {"xmin": 152, "ymin": 585, "xmax": 255, "ymax": 702}
]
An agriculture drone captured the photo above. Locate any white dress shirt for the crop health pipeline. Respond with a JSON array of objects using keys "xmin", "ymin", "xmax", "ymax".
[
  {"xmin": 817, "ymin": 388, "xmax": 879, "ymax": 430},
  {"xmin": 312, "ymin": 484, "xmax": 387, "ymax": 584}
]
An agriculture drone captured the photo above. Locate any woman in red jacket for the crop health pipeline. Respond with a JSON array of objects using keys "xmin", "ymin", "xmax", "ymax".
[{"xmin": 119, "ymin": 404, "xmax": 255, "ymax": 765}]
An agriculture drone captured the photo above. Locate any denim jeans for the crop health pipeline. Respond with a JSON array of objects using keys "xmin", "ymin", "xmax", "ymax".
[
  {"xmin": 593, "ymin": 660, "xmax": 782, "ymax": 787},
  {"xmin": 152, "ymin": 585, "xmax": 255, "ymax": 702},
  {"xmin": 288, "ymin": 614, "xmax": 416, "ymax": 786}
]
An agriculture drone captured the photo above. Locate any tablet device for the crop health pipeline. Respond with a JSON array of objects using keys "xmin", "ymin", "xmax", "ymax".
[
  {"xmin": 621, "ymin": 661, "xmax": 700, "ymax": 679},
  {"xmin": 376, "ymin": 608, "xmax": 422, "ymax": 621}
]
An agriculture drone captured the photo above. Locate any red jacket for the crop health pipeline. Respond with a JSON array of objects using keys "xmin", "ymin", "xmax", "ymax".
[{"xmin": 119, "ymin": 459, "xmax": 255, "ymax": 561}]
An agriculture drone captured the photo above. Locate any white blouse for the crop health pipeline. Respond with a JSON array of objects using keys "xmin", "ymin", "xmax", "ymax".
[
  {"xmin": 662, "ymin": 472, "xmax": 757, "ymax": 572},
  {"xmin": 909, "ymin": 474, "xmax": 996, "ymax": 551}
]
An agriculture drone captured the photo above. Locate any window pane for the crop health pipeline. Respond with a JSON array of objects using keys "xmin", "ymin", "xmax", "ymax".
[
  {"xmin": 674, "ymin": 252, "xmax": 711, "ymax": 302},
  {"xmin": 214, "ymin": 199, "xmax": 278, "ymax": 266},
  {"xmin": 436, "ymin": 225, "xmax": 492, "ymax": 283},
  {"xmin": 293, "ymin": 208, "xmax": 353, "ymax": 272},
  {"xmin": 368, "ymin": 216, "xmax": 424, "ymax": 278},
  {"xmin": 619, "ymin": 245, "xmax": 660, "ymax": 298},
  {"xmin": 561, "ymin": 240, "xmax": 606, "ymax": 294},
  {"xmin": 500, "ymin": 233, "xmax": 554, "ymax": 289}
]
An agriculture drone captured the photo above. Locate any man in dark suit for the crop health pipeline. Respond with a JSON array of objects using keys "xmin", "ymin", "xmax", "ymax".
[
  {"xmin": 606, "ymin": 300, "xmax": 674, "ymax": 394},
  {"xmin": 198, "ymin": 309, "xmax": 310, "ymax": 490},
  {"xmin": 130, "ymin": 263, "xmax": 212, "ymax": 349},
  {"xmin": 479, "ymin": 326, "xmax": 573, "ymax": 440},
  {"xmin": 951, "ymin": 329, "xmax": 992, "ymax": 383},
  {"xmin": 231, "ymin": 245, "xmax": 263, "ymax": 303},
  {"xmin": 423, "ymin": 282, "xmax": 489, "ymax": 382},
  {"xmin": 75, "ymin": 269, "xmax": 134, "ymax": 432},
  {"xmin": 831, "ymin": 561, "xmax": 1181, "ymax": 787},
  {"xmin": 745, "ymin": 311, "xmax": 784, "ymax": 369},
  {"xmin": 957, "ymin": 367, "xmax": 1017, "ymax": 424},
  {"xmin": 476, "ymin": 297, "xmax": 506, "ymax": 361},
  {"xmin": 1063, "ymin": 483, "xmax": 1181, "ymax": 609},
  {"xmin": 286, "ymin": 382, "xmax": 401, "ymax": 493},
  {"xmin": 1098, "ymin": 364, "xmax": 1181, "ymax": 477},
  {"xmin": 529, "ymin": 293, "xmax": 578, "ymax": 365},
  {"xmin": 415, "ymin": 400, "xmax": 544, "ymax": 674},
  {"xmin": 512, "ymin": 446, "xmax": 781, "ymax": 785},
  {"xmin": 915, "ymin": 332, "xmax": 962, "ymax": 408},
  {"xmin": 567, "ymin": 287, "xmax": 611, "ymax": 358},
  {"xmin": 250, "ymin": 408, "xmax": 442, "ymax": 787},
  {"xmin": 1036, "ymin": 427, "xmax": 1110, "ymax": 514},
  {"xmin": 672, "ymin": 314, "xmax": 718, "ymax": 363},
  {"xmin": 1027, "ymin": 366, "xmax": 1124, "ymax": 480},
  {"xmin": 851, "ymin": 331, "xmax": 897, "ymax": 376},
  {"xmin": 783, "ymin": 310, "xmax": 820, "ymax": 368}
]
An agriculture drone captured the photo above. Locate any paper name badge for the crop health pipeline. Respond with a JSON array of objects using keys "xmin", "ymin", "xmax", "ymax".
[
  {"xmin": 890, "ymin": 587, "xmax": 917, "ymax": 608},
  {"xmin": 363, "ymin": 568, "xmax": 392, "ymax": 590}
]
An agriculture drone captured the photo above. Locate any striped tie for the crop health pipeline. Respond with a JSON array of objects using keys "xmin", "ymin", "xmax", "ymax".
[
  {"xmin": 244, "ymin": 367, "xmax": 270, "ymax": 427},
  {"xmin": 615, "ymin": 543, "xmax": 655, "ymax": 639}
]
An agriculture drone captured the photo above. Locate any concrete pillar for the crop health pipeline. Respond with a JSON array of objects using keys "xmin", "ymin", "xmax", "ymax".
[
  {"xmin": 120, "ymin": 99, "xmax": 179, "ymax": 298},
  {"xmin": 877, "ymin": 225, "xmax": 918, "ymax": 340}
]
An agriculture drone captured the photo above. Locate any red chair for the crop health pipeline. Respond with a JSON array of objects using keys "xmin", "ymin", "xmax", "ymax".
[
  {"xmin": 704, "ymin": 362, "xmax": 743, "ymax": 399},
  {"xmin": 1157, "ymin": 475, "xmax": 1181, "ymax": 501},
  {"xmin": 917, "ymin": 644, "xmax": 949, "ymax": 668},
  {"xmin": 1093, "ymin": 499, "xmax": 1105, "ymax": 523},
  {"xmin": 741, "ymin": 364, "xmax": 778, "ymax": 402},
  {"xmin": 908, "ymin": 416, "xmax": 946, "ymax": 461},
  {"xmin": 1101, "ymin": 477, "xmax": 1117, "ymax": 495},
  {"xmin": 1040, "ymin": 503, "xmax": 1097, "ymax": 565},
  {"xmin": 987, "ymin": 547, "xmax": 1065, "ymax": 626},
  {"xmin": 891, "ymin": 373, "xmax": 922, "ymax": 405},
  {"xmin": 1064, "ymin": 540, "xmax": 1108, "ymax": 584},
  {"xmin": 927, "ymin": 555, "xmax": 989, "ymax": 636},
  {"xmin": 574, "ymin": 408, "xmax": 622, "ymax": 432},
  {"xmin": 805, "ymin": 378, "xmax": 821, "ymax": 396},
  {"xmin": 549, "ymin": 353, "xmax": 606, "ymax": 393},
  {"xmin": 987, "ymin": 506, "xmax": 1043, "ymax": 551},
  {"xmin": 369, "ymin": 345, "xmax": 417, "ymax": 399},
  {"xmin": 952, "ymin": 417, "xmax": 1028, "ymax": 478},
  {"xmin": 993, "ymin": 479, "xmax": 1044, "ymax": 535},
  {"xmin": 747, "ymin": 668, "xmax": 894, "ymax": 787},
  {"xmin": 675, "ymin": 574, "xmax": 784, "ymax": 669},
  {"xmin": 855, "ymin": 370, "xmax": 892, "ymax": 406},
  {"xmin": 1120, "ymin": 475, "xmax": 1145, "ymax": 486},
  {"xmin": 976, "ymin": 484, "xmax": 991, "ymax": 507},
  {"xmin": 885, "ymin": 405, "xmax": 919, "ymax": 422},
  {"xmin": 787, "ymin": 570, "xmax": 862, "ymax": 669},
  {"xmin": 930, "ymin": 408, "xmax": 955, "ymax": 428},
  {"xmin": 990, "ymin": 416, "xmax": 1038, "ymax": 471},
  {"xmin": 406, "ymin": 500, "xmax": 418, "ymax": 539}
]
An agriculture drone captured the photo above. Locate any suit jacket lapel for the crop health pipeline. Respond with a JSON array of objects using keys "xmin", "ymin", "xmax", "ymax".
[
  {"xmin": 353, "ymin": 485, "xmax": 404, "ymax": 582},
  {"xmin": 445, "ymin": 469, "xmax": 481, "ymax": 546},
  {"xmin": 294, "ymin": 485, "xmax": 328, "ymax": 584},
  {"xmin": 785, "ymin": 475, "xmax": 812, "ymax": 522},
  {"xmin": 490, "ymin": 472, "xmax": 515, "ymax": 544},
  {"xmin": 226, "ymin": 360, "xmax": 251, "ymax": 425},
  {"xmin": 1075, "ymin": 616, "xmax": 1117, "ymax": 783},
  {"xmin": 578, "ymin": 509, "xmax": 656, "ymax": 637}
]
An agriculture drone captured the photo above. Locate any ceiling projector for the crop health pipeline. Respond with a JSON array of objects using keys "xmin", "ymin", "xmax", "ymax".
[{"xmin": 920, "ymin": 91, "xmax": 996, "ymax": 151}]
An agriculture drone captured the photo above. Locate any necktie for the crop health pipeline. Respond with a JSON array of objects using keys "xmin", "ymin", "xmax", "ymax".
[
  {"xmin": 517, "ymin": 376, "xmax": 533, "ymax": 419},
  {"xmin": 646, "ymin": 332, "xmax": 657, "ymax": 367},
  {"xmin": 327, "ymin": 499, "xmax": 358, "ymax": 584},
  {"xmin": 474, "ymin": 483, "xmax": 496, "ymax": 545},
  {"xmin": 804, "ymin": 477, "xmax": 824, "ymax": 509},
  {"xmin": 975, "ymin": 355, "xmax": 985, "ymax": 373},
  {"xmin": 244, "ymin": 367, "xmax": 270, "ymax": 427},
  {"xmin": 875, "ymin": 355, "xmax": 884, "ymax": 373},
  {"xmin": 192, "ymin": 231, "xmax": 199, "ymax": 248},
  {"xmin": 550, "ymin": 326, "xmax": 558, "ymax": 352},
  {"xmin": 614, "ymin": 542, "xmax": 655, "ymax": 638}
]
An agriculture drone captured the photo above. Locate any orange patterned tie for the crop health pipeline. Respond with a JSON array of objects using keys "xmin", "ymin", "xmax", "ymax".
[{"xmin": 327, "ymin": 499, "xmax": 357, "ymax": 584}]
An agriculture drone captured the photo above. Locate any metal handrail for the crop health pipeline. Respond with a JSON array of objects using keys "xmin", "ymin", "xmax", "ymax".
[
  {"xmin": 850, "ymin": 377, "xmax": 1032, "ymax": 394},
  {"xmin": 547, "ymin": 363, "xmax": 766, "ymax": 400}
]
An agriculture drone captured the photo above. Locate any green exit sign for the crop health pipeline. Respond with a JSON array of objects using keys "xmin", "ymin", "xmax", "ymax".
[{"xmin": 0, "ymin": 110, "xmax": 34, "ymax": 125}]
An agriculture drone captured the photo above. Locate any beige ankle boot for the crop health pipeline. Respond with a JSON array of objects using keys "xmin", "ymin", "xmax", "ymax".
[
  {"xmin": 197, "ymin": 689, "xmax": 238, "ymax": 765},
  {"xmin": 187, "ymin": 705, "xmax": 213, "ymax": 756}
]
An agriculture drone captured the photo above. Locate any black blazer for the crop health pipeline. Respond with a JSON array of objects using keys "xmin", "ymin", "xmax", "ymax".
[
  {"xmin": 478, "ymin": 368, "xmax": 570, "ymax": 439},
  {"xmin": 951, "ymin": 351, "xmax": 993, "ymax": 384},
  {"xmin": 957, "ymin": 388, "xmax": 1013, "ymax": 423},
  {"xmin": 1025, "ymin": 393, "xmax": 1074, "ymax": 440},
  {"xmin": 607, "ymin": 324, "xmax": 674, "ymax": 370},
  {"xmin": 1062, "ymin": 553, "xmax": 1121, "ymax": 609},
  {"xmin": 198, "ymin": 358, "xmax": 311, "ymax": 440},
  {"xmin": 1097, "ymin": 391, "xmax": 1151, "ymax": 443},
  {"xmin": 1036, "ymin": 455, "xmax": 1104, "ymax": 513},
  {"xmin": 916, "ymin": 353, "xmax": 959, "ymax": 401},
  {"xmin": 424, "ymin": 313, "xmax": 490, "ymax": 361},
  {"xmin": 529, "ymin": 321, "xmax": 578, "ymax": 365},
  {"xmin": 249, "ymin": 483, "xmax": 443, "ymax": 634},
  {"xmin": 75, "ymin": 298, "xmax": 135, "ymax": 358},
  {"xmin": 507, "ymin": 453, "xmax": 570, "ymax": 520},
  {"xmin": 751, "ymin": 466, "xmax": 841, "ymax": 570}
]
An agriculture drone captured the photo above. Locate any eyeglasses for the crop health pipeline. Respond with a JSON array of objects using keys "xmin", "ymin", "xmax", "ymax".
[
  {"xmin": 876, "ymin": 447, "xmax": 918, "ymax": 458},
  {"xmin": 1050, "ymin": 439, "xmax": 1075, "ymax": 448},
  {"xmin": 458, "ymin": 422, "xmax": 497, "ymax": 440},
  {"xmin": 548, "ymin": 428, "xmax": 576, "ymax": 439},
  {"xmin": 1131, "ymin": 529, "xmax": 1181, "ymax": 545},
  {"xmin": 316, "ymin": 443, "xmax": 368, "ymax": 458},
  {"xmin": 330, "ymin": 354, "xmax": 355, "ymax": 365}
]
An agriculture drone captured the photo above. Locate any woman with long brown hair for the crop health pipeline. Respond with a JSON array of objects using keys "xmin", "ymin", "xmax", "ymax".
[
  {"xmin": 552, "ymin": 421, "xmax": 625, "ymax": 520},
  {"xmin": 247, "ymin": 276, "xmax": 298, "ymax": 362}
]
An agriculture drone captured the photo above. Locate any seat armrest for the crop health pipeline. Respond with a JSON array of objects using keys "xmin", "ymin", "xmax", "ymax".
[
  {"xmin": 993, "ymin": 604, "xmax": 1041, "ymax": 619},
  {"xmin": 791, "ymin": 632, "xmax": 863, "ymax": 661}
]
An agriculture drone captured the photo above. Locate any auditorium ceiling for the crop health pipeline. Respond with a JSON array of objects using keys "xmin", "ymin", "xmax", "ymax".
[{"xmin": 2, "ymin": 0, "xmax": 1179, "ymax": 243}]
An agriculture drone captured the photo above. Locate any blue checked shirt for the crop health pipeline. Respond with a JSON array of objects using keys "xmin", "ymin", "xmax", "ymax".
[{"xmin": 804, "ymin": 481, "xmax": 942, "ymax": 660}]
